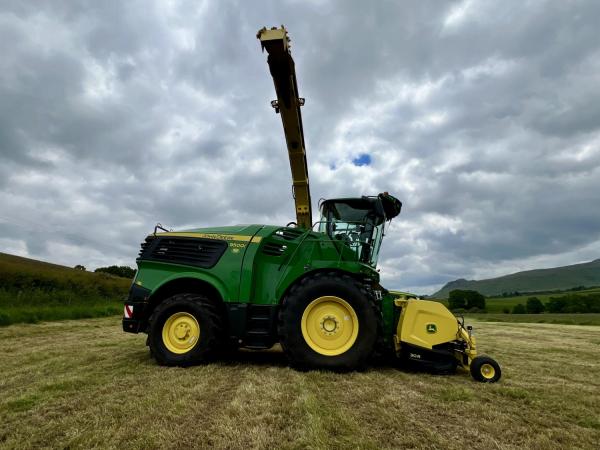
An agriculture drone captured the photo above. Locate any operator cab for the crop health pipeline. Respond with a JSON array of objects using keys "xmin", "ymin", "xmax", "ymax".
[{"xmin": 318, "ymin": 193, "xmax": 402, "ymax": 267}]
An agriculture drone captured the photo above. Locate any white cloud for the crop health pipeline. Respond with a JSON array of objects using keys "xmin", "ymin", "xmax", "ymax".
[{"xmin": 443, "ymin": 0, "xmax": 476, "ymax": 29}]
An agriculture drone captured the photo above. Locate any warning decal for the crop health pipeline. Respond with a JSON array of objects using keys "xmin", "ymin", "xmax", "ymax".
[{"xmin": 124, "ymin": 304, "xmax": 133, "ymax": 318}]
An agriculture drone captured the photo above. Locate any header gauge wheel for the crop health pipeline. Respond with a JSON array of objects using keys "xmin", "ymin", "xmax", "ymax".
[{"xmin": 470, "ymin": 355, "xmax": 502, "ymax": 383}]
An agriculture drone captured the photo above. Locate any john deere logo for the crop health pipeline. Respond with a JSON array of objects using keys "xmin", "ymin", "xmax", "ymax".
[{"xmin": 426, "ymin": 323, "xmax": 437, "ymax": 334}]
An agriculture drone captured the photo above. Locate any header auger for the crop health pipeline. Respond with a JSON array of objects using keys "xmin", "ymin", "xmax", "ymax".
[{"xmin": 122, "ymin": 26, "xmax": 501, "ymax": 383}]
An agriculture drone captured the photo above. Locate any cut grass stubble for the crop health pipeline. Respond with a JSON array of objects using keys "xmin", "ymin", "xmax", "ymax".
[{"xmin": 0, "ymin": 318, "xmax": 598, "ymax": 449}]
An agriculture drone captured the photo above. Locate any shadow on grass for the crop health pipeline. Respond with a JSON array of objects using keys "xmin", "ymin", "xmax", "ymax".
[
  {"xmin": 217, "ymin": 347, "xmax": 290, "ymax": 368},
  {"xmin": 214, "ymin": 347, "xmax": 456, "ymax": 377},
  {"xmin": 129, "ymin": 342, "xmax": 471, "ymax": 380},
  {"xmin": 215, "ymin": 347, "xmax": 404, "ymax": 370},
  {"xmin": 124, "ymin": 346, "xmax": 475, "ymax": 382}
]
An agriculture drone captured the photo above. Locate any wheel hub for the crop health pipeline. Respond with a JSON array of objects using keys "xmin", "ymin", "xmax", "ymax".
[
  {"xmin": 320, "ymin": 315, "xmax": 339, "ymax": 334},
  {"xmin": 162, "ymin": 312, "xmax": 200, "ymax": 354},
  {"xmin": 174, "ymin": 323, "xmax": 190, "ymax": 340},
  {"xmin": 481, "ymin": 363, "xmax": 496, "ymax": 379}
]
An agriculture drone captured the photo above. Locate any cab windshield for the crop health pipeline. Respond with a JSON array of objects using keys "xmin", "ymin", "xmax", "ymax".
[{"xmin": 318, "ymin": 197, "xmax": 385, "ymax": 267}]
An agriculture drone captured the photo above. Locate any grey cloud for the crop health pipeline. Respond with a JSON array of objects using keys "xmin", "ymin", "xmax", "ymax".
[{"xmin": 1, "ymin": 0, "xmax": 599, "ymax": 294}]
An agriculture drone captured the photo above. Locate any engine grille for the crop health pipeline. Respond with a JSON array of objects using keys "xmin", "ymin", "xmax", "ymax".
[{"xmin": 137, "ymin": 236, "xmax": 227, "ymax": 268}]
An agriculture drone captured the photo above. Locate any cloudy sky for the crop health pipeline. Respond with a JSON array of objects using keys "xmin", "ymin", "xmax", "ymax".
[{"xmin": 1, "ymin": 0, "xmax": 599, "ymax": 294}]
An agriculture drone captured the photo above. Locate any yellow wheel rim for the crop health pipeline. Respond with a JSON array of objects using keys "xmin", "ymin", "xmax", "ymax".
[
  {"xmin": 162, "ymin": 312, "xmax": 200, "ymax": 354},
  {"xmin": 481, "ymin": 363, "xmax": 496, "ymax": 379},
  {"xmin": 301, "ymin": 296, "xmax": 359, "ymax": 356}
]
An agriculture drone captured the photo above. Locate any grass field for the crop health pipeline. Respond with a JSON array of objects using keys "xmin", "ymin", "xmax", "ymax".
[
  {"xmin": 484, "ymin": 287, "xmax": 600, "ymax": 312},
  {"xmin": 465, "ymin": 313, "xmax": 600, "ymax": 326},
  {"xmin": 1, "ymin": 318, "xmax": 598, "ymax": 449},
  {"xmin": 0, "ymin": 252, "xmax": 129, "ymax": 326}
]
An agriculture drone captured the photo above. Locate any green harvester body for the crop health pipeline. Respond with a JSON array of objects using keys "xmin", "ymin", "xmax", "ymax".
[{"xmin": 122, "ymin": 26, "xmax": 502, "ymax": 382}]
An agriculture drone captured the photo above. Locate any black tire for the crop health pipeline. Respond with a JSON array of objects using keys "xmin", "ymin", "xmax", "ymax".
[
  {"xmin": 470, "ymin": 355, "xmax": 502, "ymax": 383},
  {"xmin": 278, "ymin": 272, "xmax": 379, "ymax": 371},
  {"xmin": 148, "ymin": 293, "xmax": 223, "ymax": 367}
]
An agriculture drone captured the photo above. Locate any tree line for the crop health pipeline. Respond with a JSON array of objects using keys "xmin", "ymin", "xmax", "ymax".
[
  {"xmin": 74, "ymin": 265, "xmax": 136, "ymax": 279},
  {"xmin": 448, "ymin": 289, "xmax": 600, "ymax": 314},
  {"xmin": 448, "ymin": 290, "xmax": 486, "ymax": 312},
  {"xmin": 512, "ymin": 294, "xmax": 600, "ymax": 314}
]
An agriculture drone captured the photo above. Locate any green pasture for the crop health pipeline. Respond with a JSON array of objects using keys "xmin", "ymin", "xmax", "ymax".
[{"xmin": 0, "ymin": 252, "xmax": 129, "ymax": 326}]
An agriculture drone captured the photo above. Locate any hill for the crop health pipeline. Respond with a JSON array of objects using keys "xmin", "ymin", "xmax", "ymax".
[
  {"xmin": 0, "ymin": 252, "xmax": 130, "ymax": 326},
  {"xmin": 432, "ymin": 259, "xmax": 600, "ymax": 298}
]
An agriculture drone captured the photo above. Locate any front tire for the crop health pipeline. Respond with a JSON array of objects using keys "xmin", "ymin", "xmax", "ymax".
[
  {"xmin": 148, "ymin": 293, "xmax": 222, "ymax": 366},
  {"xmin": 278, "ymin": 272, "xmax": 379, "ymax": 371}
]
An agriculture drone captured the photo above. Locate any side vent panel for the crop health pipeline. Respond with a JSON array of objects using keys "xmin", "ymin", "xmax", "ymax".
[
  {"xmin": 138, "ymin": 236, "xmax": 155, "ymax": 259},
  {"xmin": 274, "ymin": 227, "xmax": 304, "ymax": 241},
  {"xmin": 138, "ymin": 236, "xmax": 228, "ymax": 268},
  {"xmin": 262, "ymin": 242, "xmax": 288, "ymax": 257}
]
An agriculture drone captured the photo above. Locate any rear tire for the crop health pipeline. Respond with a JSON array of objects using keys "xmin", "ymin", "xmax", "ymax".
[
  {"xmin": 148, "ymin": 293, "xmax": 223, "ymax": 366},
  {"xmin": 470, "ymin": 355, "xmax": 501, "ymax": 382},
  {"xmin": 278, "ymin": 272, "xmax": 379, "ymax": 371}
]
